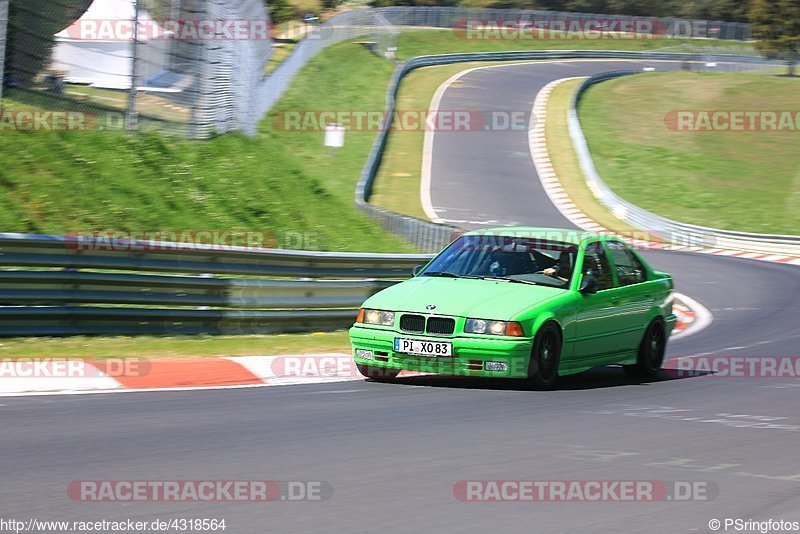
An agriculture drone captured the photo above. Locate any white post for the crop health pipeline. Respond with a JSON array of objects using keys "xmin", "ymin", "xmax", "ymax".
[{"xmin": 126, "ymin": 0, "xmax": 141, "ymax": 131}]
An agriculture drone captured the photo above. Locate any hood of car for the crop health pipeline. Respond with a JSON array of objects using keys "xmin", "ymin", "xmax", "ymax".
[{"xmin": 363, "ymin": 276, "xmax": 564, "ymax": 320}]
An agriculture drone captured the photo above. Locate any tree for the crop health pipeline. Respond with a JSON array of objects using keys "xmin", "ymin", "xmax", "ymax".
[
  {"xmin": 678, "ymin": 0, "xmax": 750, "ymax": 23},
  {"xmin": 263, "ymin": 0, "xmax": 295, "ymax": 24},
  {"xmin": 749, "ymin": 0, "xmax": 800, "ymax": 75}
]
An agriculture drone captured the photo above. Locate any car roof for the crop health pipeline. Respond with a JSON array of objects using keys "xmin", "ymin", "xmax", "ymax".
[{"xmin": 463, "ymin": 226, "xmax": 612, "ymax": 244}]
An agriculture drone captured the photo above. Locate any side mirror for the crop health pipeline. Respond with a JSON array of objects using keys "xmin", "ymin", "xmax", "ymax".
[
  {"xmin": 579, "ymin": 277, "xmax": 598, "ymax": 294},
  {"xmin": 412, "ymin": 265, "xmax": 424, "ymax": 277}
]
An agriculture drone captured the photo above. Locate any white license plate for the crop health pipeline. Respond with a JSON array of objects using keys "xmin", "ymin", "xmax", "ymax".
[{"xmin": 394, "ymin": 338, "xmax": 452, "ymax": 357}]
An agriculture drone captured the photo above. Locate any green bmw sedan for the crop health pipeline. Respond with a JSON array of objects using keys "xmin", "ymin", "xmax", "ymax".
[{"xmin": 349, "ymin": 227, "xmax": 676, "ymax": 389}]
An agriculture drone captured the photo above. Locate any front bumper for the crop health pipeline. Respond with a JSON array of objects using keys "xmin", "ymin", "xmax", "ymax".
[{"xmin": 349, "ymin": 325, "xmax": 533, "ymax": 378}]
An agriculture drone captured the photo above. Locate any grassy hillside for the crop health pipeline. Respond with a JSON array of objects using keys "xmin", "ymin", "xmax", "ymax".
[
  {"xmin": 0, "ymin": 44, "xmax": 410, "ymax": 252},
  {"xmin": 580, "ymin": 71, "xmax": 800, "ymax": 234}
]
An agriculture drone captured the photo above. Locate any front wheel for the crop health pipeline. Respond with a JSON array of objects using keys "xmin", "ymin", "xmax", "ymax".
[
  {"xmin": 527, "ymin": 322, "xmax": 561, "ymax": 390},
  {"xmin": 624, "ymin": 319, "xmax": 666, "ymax": 379},
  {"xmin": 357, "ymin": 363, "xmax": 399, "ymax": 381}
]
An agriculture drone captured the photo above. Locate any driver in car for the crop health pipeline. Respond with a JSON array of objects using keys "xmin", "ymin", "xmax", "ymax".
[{"xmin": 541, "ymin": 250, "xmax": 574, "ymax": 283}]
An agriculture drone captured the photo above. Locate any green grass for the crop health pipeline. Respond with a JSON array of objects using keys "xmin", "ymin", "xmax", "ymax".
[
  {"xmin": 0, "ymin": 43, "xmax": 413, "ymax": 253},
  {"xmin": 544, "ymin": 78, "xmax": 645, "ymax": 236},
  {"xmin": 0, "ymin": 331, "xmax": 351, "ymax": 359},
  {"xmin": 394, "ymin": 30, "xmax": 755, "ymax": 60},
  {"xmin": 61, "ymin": 85, "xmax": 188, "ymax": 123},
  {"xmin": 579, "ymin": 71, "xmax": 800, "ymax": 234},
  {"xmin": 261, "ymin": 42, "xmax": 404, "ymax": 226}
]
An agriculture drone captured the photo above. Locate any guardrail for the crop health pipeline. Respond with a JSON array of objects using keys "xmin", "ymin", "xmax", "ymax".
[
  {"xmin": 357, "ymin": 50, "xmax": 783, "ymax": 252},
  {"xmin": 0, "ymin": 233, "xmax": 430, "ymax": 279},
  {"xmin": 568, "ymin": 71, "xmax": 800, "ymax": 256},
  {"xmin": 0, "ymin": 233, "xmax": 433, "ymax": 336},
  {"xmin": 2, "ymin": 52, "xmax": 792, "ymax": 337}
]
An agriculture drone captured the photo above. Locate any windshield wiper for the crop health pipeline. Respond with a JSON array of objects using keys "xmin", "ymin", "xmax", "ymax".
[
  {"xmin": 481, "ymin": 276, "xmax": 540, "ymax": 285},
  {"xmin": 422, "ymin": 272, "xmax": 480, "ymax": 279}
]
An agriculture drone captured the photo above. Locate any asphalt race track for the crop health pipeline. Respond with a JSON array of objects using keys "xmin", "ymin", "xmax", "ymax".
[{"xmin": 1, "ymin": 61, "xmax": 799, "ymax": 534}]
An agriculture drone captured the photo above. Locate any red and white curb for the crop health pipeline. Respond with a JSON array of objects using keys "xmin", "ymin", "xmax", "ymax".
[
  {"xmin": 0, "ymin": 301, "xmax": 698, "ymax": 398},
  {"xmin": 529, "ymin": 78, "xmax": 800, "ymax": 267},
  {"xmin": 0, "ymin": 354, "xmax": 427, "ymax": 397},
  {"xmin": 670, "ymin": 292, "xmax": 712, "ymax": 341},
  {"xmin": 672, "ymin": 301, "xmax": 695, "ymax": 334}
]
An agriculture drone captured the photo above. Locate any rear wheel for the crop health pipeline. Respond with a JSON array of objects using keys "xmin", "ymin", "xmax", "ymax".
[
  {"xmin": 527, "ymin": 322, "xmax": 561, "ymax": 390},
  {"xmin": 624, "ymin": 319, "xmax": 666, "ymax": 379},
  {"xmin": 357, "ymin": 363, "xmax": 399, "ymax": 381}
]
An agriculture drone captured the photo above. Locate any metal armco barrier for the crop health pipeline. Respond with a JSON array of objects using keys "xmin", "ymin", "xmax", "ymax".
[
  {"xmin": 0, "ymin": 234, "xmax": 430, "ymax": 279},
  {"xmin": 0, "ymin": 233, "xmax": 433, "ymax": 336},
  {"xmin": 568, "ymin": 71, "xmax": 800, "ymax": 256},
  {"xmin": 0, "ymin": 270, "xmax": 396, "ymax": 309},
  {"xmin": 0, "ymin": 307, "xmax": 360, "ymax": 336}
]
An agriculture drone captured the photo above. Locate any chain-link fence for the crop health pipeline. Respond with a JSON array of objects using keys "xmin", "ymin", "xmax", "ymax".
[
  {"xmin": 1, "ymin": 0, "xmax": 271, "ymax": 138},
  {"xmin": 0, "ymin": 0, "xmax": 8, "ymax": 105},
  {"xmin": 246, "ymin": 8, "xmax": 400, "ymax": 135},
  {"xmin": 1, "ymin": 3, "xmax": 754, "ymax": 139}
]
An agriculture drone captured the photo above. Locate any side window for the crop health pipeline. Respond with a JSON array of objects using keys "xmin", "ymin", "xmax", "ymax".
[
  {"xmin": 607, "ymin": 241, "xmax": 647, "ymax": 286},
  {"xmin": 581, "ymin": 242, "xmax": 614, "ymax": 290}
]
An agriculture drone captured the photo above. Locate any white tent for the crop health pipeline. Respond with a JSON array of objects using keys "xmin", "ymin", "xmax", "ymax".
[{"xmin": 52, "ymin": 0, "xmax": 167, "ymax": 89}]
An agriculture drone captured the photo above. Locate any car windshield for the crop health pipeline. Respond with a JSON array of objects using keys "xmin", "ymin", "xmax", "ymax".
[{"xmin": 419, "ymin": 235, "xmax": 578, "ymax": 289}]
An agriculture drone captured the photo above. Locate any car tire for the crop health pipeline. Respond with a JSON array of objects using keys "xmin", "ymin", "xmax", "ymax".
[
  {"xmin": 527, "ymin": 322, "xmax": 561, "ymax": 390},
  {"xmin": 356, "ymin": 363, "xmax": 399, "ymax": 381},
  {"xmin": 624, "ymin": 318, "xmax": 666, "ymax": 379}
]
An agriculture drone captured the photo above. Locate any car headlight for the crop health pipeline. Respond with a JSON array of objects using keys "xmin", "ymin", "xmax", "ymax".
[
  {"xmin": 465, "ymin": 318, "xmax": 524, "ymax": 337},
  {"xmin": 356, "ymin": 308, "xmax": 395, "ymax": 326}
]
